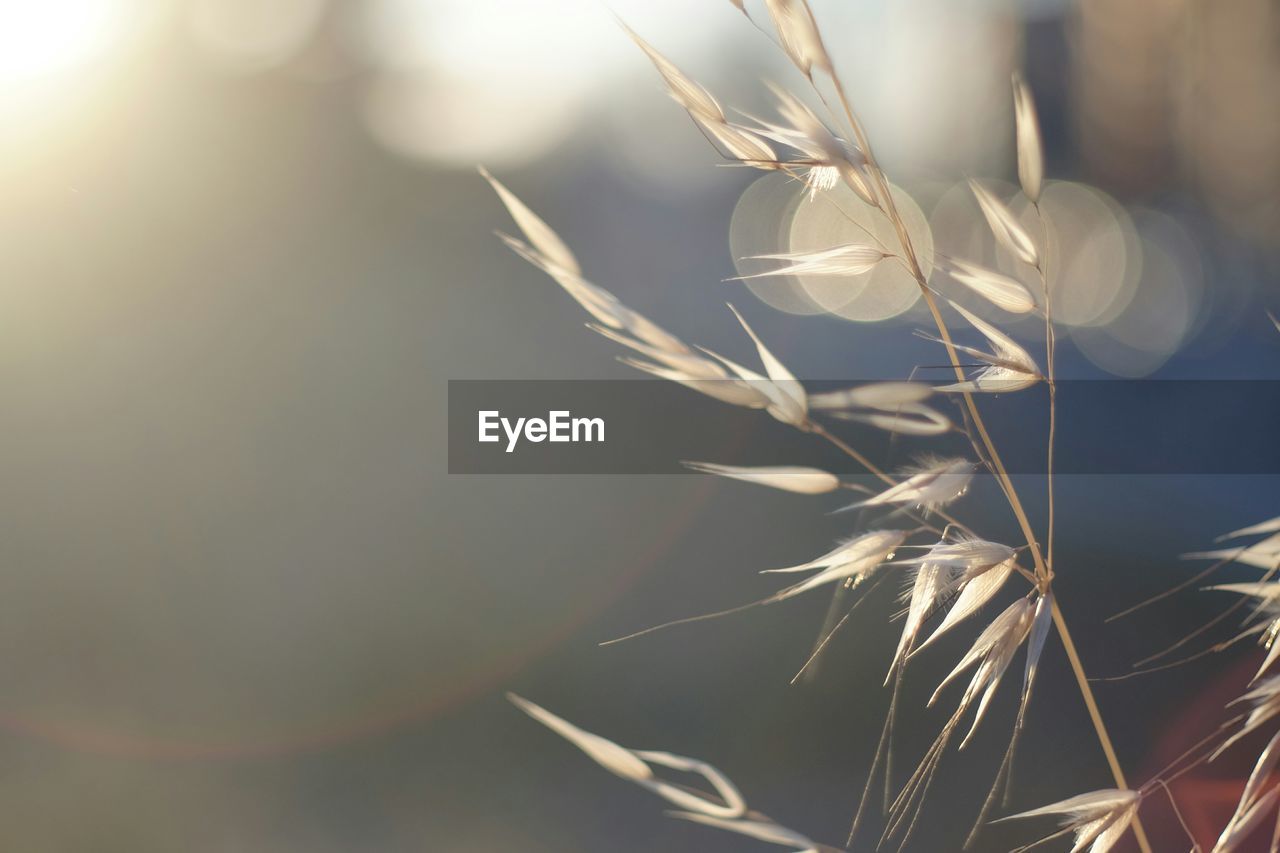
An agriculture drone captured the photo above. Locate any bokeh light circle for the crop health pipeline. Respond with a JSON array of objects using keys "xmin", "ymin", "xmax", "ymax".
[
  {"xmin": 729, "ymin": 173, "xmax": 825, "ymax": 316},
  {"xmin": 1072, "ymin": 208, "xmax": 1202, "ymax": 377},
  {"xmin": 0, "ymin": 0, "xmax": 125, "ymax": 81},
  {"xmin": 732, "ymin": 176, "xmax": 931, "ymax": 322}
]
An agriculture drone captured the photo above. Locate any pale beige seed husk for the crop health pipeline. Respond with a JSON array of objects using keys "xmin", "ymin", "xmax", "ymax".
[
  {"xmin": 1012, "ymin": 71, "xmax": 1044, "ymax": 204},
  {"xmin": 970, "ymin": 180, "xmax": 1039, "ymax": 267},
  {"xmin": 481, "ymin": 167, "xmax": 581, "ymax": 275},
  {"xmin": 937, "ymin": 255, "xmax": 1035, "ymax": 314},
  {"xmin": 683, "ymin": 461, "xmax": 840, "ymax": 494}
]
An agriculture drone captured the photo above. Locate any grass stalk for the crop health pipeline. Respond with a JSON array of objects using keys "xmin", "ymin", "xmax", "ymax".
[{"xmin": 822, "ymin": 66, "xmax": 1152, "ymax": 853}]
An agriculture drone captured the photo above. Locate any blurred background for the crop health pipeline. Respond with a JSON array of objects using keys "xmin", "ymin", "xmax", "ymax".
[{"xmin": 0, "ymin": 0, "xmax": 1278, "ymax": 849}]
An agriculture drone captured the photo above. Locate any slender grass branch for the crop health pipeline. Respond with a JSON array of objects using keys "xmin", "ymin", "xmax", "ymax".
[
  {"xmin": 819, "ymin": 65, "xmax": 1151, "ymax": 853},
  {"xmin": 1035, "ymin": 204, "xmax": 1057, "ymax": 585}
]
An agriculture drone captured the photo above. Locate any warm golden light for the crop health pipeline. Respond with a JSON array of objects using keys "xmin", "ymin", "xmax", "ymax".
[{"xmin": 0, "ymin": 0, "xmax": 122, "ymax": 81}]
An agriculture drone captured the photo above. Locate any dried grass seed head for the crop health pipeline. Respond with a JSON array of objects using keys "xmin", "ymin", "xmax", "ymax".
[
  {"xmin": 1213, "ymin": 730, "xmax": 1280, "ymax": 852},
  {"xmin": 763, "ymin": 0, "xmax": 832, "ymax": 78},
  {"xmin": 911, "ymin": 557, "xmax": 1018, "ymax": 658},
  {"xmin": 888, "ymin": 559, "xmax": 964, "ymax": 681},
  {"xmin": 970, "ymin": 180, "xmax": 1039, "ymax": 267},
  {"xmin": 1001, "ymin": 788, "xmax": 1141, "ymax": 853},
  {"xmin": 484, "ymin": 173, "xmax": 782, "ymax": 412},
  {"xmin": 1011, "ymin": 71, "xmax": 1044, "ymax": 204},
  {"xmin": 1188, "ymin": 545, "xmax": 1280, "ymax": 572},
  {"xmin": 842, "ymin": 457, "xmax": 975, "ymax": 512},
  {"xmin": 810, "ymin": 381, "xmax": 933, "ymax": 410},
  {"xmin": 929, "ymin": 596, "xmax": 1035, "ymax": 748},
  {"xmin": 761, "ymin": 528, "xmax": 907, "ymax": 600},
  {"xmin": 682, "ymin": 461, "xmax": 840, "ymax": 494},
  {"xmin": 623, "ymin": 22, "xmax": 778, "ymax": 167},
  {"xmin": 1212, "ymin": 787, "xmax": 1280, "ymax": 853},
  {"xmin": 935, "ymin": 255, "xmax": 1035, "ymax": 314},
  {"xmin": 480, "ymin": 166, "xmax": 581, "ymax": 275},
  {"xmin": 621, "ymin": 24, "xmax": 723, "ymax": 124},
  {"xmin": 509, "ymin": 694, "xmax": 749, "ymax": 819},
  {"xmin": 895, "ymin": 533, "xmax": 1016, "ymax": 574},
  {"xmin": 810, "ymin": 381, "xmax": 950, "ymax": 436},
  {"xmin": 1214, "ymin": 675, "xmax": 1280, "ymax": 759},
  {"xmin": 711, "ymin": 305, "xmax": 809, "ymax": 426},
  {"xmin": 1207, "ymin": 582, "xmax": 1280, "ymax": 680},
  {"xmin": 928, "ymin": 301, "xmax": 1041, "ymax": 393},
  {"xmin": 744, "ymin": 86, "xmax": 869, "ymax": 200},
  {"xmin": 1218, "ymin": 515, "xmax": 1280, "ymax": 541},
  {"xmin": 739, "ymin": 243, "xmax": 886, "ymax": 279}
]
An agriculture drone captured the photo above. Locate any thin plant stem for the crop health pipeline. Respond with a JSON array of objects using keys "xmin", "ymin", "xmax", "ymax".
[
  {"xmin": 1148, "ymin": 779, "xmax": 1201, "ymax": 853},
  {"xmin": 818, "ymin": 58, "xmax": 1151, "ymax": 853},
  {"xmin": 1035, "ymin": 204, "xmax": 1057, "ymax": 585},
  {"xmin": 808, "ymin": 420, "xmax": 894, "ymax": 483},
  {"xmin": 1106, "ymin": 546, "xmax": 1251, "ymax": 622},
  {"xmin": 821, "ymin": 76, "xmax": 1042, "ymax": 577},
  {"xmin": 1050, "ymin": 598, "xmax": 1151, "ymax": 852}
]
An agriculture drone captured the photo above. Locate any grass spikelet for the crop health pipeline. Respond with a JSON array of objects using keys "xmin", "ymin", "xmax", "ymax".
[
  {"xmin": 621, "ymin": 24, "xmax": 723, "ymax": 124},
  {"xmin": 622, "ymin": 22, "xmax": 779, "ymax": 168},
  {"xmin": 738, "ymin": 243, "xmax": 886, "ymax": 278},
  {"xmin": 969, "ymin": 180, "xmax": 1039, "ymax": 267},
  {"xmin": 682, "ymin": 461, "xmax": 841, "ymax": 494},
  {"xmin": 744, "ymin": 86, "xmax": 871, "ymax": 201},
  {"xmin": 763, "ymin": 0, "xmax": 832, "ymax": 78},
  {"xmin": 886, "ymin": 560, "xmax": 962, "ymax": 683},
  {"xmin": 600, "ymin": 530, "xmax": 905, "ymax": 646},
  {"xmin": 1212, "ymin": 675, "xmax": 1280, "ymax": 760},
  {"xmin": 838, "ymin": 458, "xmax": 974, "ymax": 513},
  {"xmin": 935, "ymin": 255, "xmax": 1035, "ymax": 314},
  {"xmin": 908, "ymin": 549, "xmax": 1018, "ymax": 658},
  {"xmin": 1218, "ymin": 515, "xmax": 1280, "ymax": 541},
  {"xmin": 1189, "ymin": 545, "xmax": 1280, "ymax": 572},
  {"xmin": 925, "ymin": 302, "xmax": 1041, "ymax": 393},
  {"xmin": 810, "ymin": 382, "xmax": 933, "ymax": 410},
  {"xmin": 720, "ymin": 304, "xmax": 808, "ymax": 426},
  {"xmin": 508, "ymin": 694, "xmax": 748, "ymax": 818},
  {"xmin": 760, "ymin": 529, "xmax": 907, "ymax": 600},
  {"xmin": 997, "ymin": 788, "xmax": 1140, "ymax": 853},
  {"xmin": 1213, "ymin": 732, "xmax": 1280, "ymax": 852},
  {"xmin": 479, "ymin": 167, "xmax": 580, "ymax": 275},
  {"xmin": 1011, "ymin": 72, "xmax": 1044, "ymax": 204},
  {"xmin": 810, "ymin": 382, "xmax": 950, "ymax": 437},
  {"xmin": 927, "ymin": 596, "xmax": 1034, "ymax": 749}
]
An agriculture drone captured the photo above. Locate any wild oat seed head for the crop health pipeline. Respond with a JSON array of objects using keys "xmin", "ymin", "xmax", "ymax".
[
  {"xmin": 1011, "ymin": 71, "xmax": 1044, "ymax": 204},
  {"xmin": 1213, "ymin": 731, "xmax": 1280, "ymax": 852},
  {"xmin": 509, "ymin": 694, "xmax": 751, "ymax": 820},
  {"xmin": 763, "ymin": 0, "xmax": 832, "ymax": 78},
  {"xmin": 935, "ymin": 255, "xmax": 1035, "ymax": 314},
  {"xmin": 842, "ymin": 458, "xmax": 975, "ymax": 512},
  {"xmin": 930, "ymin": 596, "xmax": 1035, "ymax": 748},
  {"xmin": 1001, "ymin": 788, "xmax": 1141, "ymax": 853},
  {"xmin": 740, "ymin": 244, "xmax": 886, "ymax": 279},
  {"xmin": 929, "ymin": 301, "xmax": 1041, "ymax": 393},
  {"xmin": 760, "ymin": 529, "xmax": 907, "ymax": 601},
  {"xmin": 622, "ymin": 24, "xmax": 723, "ymax": 124},
  {"xmin": 481, "ymin": 166, "xmax": 581, "ymax": 274},
  {"xmin": 682, "ymin": 461, "xmax": 841, "ymax": 494},
  {"xmin": 969, "ymin": 180, "xmax": 1039, "ymax": 267},
  {"xmin": 912, "ymin": 557, "xmax": 1018, "ymax": 658}
]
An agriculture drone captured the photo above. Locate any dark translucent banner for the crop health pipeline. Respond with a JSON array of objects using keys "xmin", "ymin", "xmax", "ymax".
[{"xmin": 447, "ymin": 380, "xmax": 1278, "ymax": 475}]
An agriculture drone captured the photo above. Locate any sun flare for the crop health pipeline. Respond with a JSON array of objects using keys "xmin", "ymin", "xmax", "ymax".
[{"xmin": 0, "ymin": 0, "xmax": 122, "ymax": 81}]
